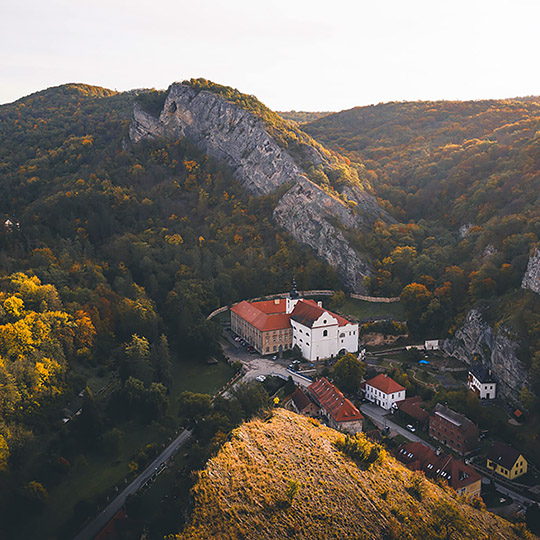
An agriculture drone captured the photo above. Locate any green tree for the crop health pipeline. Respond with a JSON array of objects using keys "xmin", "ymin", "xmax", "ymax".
[
  {"xmin": 332, "ymin": 353, "xmax": 366, "ymax": 394},
  {"xmin": 178, "ymin": 391, "xmax": 212, "ymax": 419}
]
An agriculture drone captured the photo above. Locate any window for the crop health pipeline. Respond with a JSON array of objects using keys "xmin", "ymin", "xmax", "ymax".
[{"xmin": 323, "ymin": 330, "xmax": 328, "ymax": 337}]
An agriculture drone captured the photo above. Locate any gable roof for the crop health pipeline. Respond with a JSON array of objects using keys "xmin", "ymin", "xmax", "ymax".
[
  {"xmin": 231, "ymin": 300, "xmax": 291, "ymax": 332},
  {"xmin": 431, "ymin": 403, "xmax": 477, "ymax": 435},
  {"xmin": 397, "ymin": 396, "xmax": 429, "ymax": 423},
  {"xmin": 470, "ymin": 364, "xmax": 496, "ymax": 384},
  {"xmin": 395, "ymin": 441, "xmax": 482, "ymax": 491},
  {"xmin": 487, "ymin": 442, "xmax": 524, "ymax": 470},
  {"xmin": 366, "ymin": 373, "xmax": 405, "ymax": 395},
  {"xmin": 308, "ymin": 378, "xmax": 363, "ymax": 423},
  {"xmin": 290, "ymin": 299, "xmax": 351, "ymax": 328},
  {"xmin": 290, "ymin": 387, "xmax": 312, "ymax": 412}
]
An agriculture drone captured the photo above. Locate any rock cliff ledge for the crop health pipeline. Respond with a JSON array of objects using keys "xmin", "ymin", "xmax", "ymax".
[{"xmin": 129, "ymin": 83, "xmax": 391, "ymax": 291}]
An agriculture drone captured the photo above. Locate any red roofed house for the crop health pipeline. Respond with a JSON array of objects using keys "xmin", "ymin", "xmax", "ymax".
[
  {"xmin": 231, "ymin": 286, "xmax": 358, "ymax": 359},
  {"xmin": 308, "ymin": 377, "xmax": 364, "ymax": 433},
  {"xmin": 365, "ymin": 373, "xmax": 406, "ymax": 410},
  {"xmin": 396, "ymin": 396, "xmax": 429, "ymax": 428},
  {"xmin": 395, "ymin": 441, "xmax": 482, "ymax": 498},
  {"xmin": 287, "ymin": 387, "xmax": 319, "ymax": 416},
  {"xmin": 231, "ymin": 298, "xmax": 293, "ymax": 355}
]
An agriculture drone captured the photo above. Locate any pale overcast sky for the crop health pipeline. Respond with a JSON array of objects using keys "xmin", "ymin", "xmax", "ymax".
[{"xmin": 2, "ymin": 0, "xmax": 539, "ymax": 111}]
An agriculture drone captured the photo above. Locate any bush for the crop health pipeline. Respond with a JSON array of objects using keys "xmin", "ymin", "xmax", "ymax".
[{"xmin": 335, "ymin": 433, "xmax": 386, "ymax": 469}]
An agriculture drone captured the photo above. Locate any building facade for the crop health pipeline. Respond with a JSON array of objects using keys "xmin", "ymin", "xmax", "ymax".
[
  {"xmin": 395, "ymin": 441, "xmax": 482, "ymax": 498},
  {"xmin": 467, "ymin": 365, "xmax": 496, "ymax": 399},
  {"xmin": 429, "ymin": 403, "xmax": 478, "ymax": 456},
  {"xmin": 486, "ymin": 442, "xmax": 528, "ymax": 480},
  {"xmin": 364, "ymin": 373, "xmax": 406, "ymax": 410},
  {"xmin": 308, "ymin": 377, "xmax": 364, "ymax": 433},
  {"xmin": 231, "ymin": 294, "xmax": 358, "ymax": 360}
]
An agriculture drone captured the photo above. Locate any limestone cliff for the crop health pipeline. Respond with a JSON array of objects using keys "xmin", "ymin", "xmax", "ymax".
[
  {"xmin": 129, "ymin": 83, "xmax": 391, "ymax": 291},
  {"xmin": 441, "ymin": 310, "xmax": 528, "ymax": 403},
  {"xmin": 522, "ymin": 248, "xmax": 540, "ymax": 294}
]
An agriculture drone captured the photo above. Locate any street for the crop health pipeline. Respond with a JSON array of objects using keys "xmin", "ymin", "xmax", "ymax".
[
  {"xmin": 360, "ymin": 402, "xmax": 435, "ymax": 449},
  {"xmin": 72, "ymin": 429, "xmax": 192, "ymax": 540}
]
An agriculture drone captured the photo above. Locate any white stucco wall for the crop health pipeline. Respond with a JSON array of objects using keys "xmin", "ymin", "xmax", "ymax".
[
  {"xmin": 365, "ymin": 384, "xmax": 406, "ymax": 410},
  {"xmin": 467, "ymin": 375, "xmax": 496, "ymax": 399}
]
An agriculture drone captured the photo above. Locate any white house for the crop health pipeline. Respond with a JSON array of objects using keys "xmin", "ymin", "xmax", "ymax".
[
  {"xmin": 364, "ymin": 373, "xmax": 406, "ymax": 410},
  {"xmin": 467, "ymin": 365, "xmax": 496, "ymax": 399},
  {"xmin": 289, "ymin": 300, "xmax": 358, "ymax": 362},
  {"xmin": 424, "ymin": 340, "xmax": 440, "ymax": 351}
]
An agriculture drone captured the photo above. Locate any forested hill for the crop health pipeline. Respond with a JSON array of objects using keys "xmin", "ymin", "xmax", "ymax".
[
  {"xmin": 303, "ymin": 98, "xmax": 540, "ymax": 225},
  {"xmin": 304, "ymin": 99, "xmax": 540, "ymax": 384},
  {"xmin": 0, "ymin": 83, "xmax": 341, "ymax": 539}
]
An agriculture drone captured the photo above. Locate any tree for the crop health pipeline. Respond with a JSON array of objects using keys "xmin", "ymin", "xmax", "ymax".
[
  {"xmin": 332, "ymin": 353, "xmax": 365, "ymax": 394},
  {"xmin": 178, "ymin": 391, "xmax": 212, "ymax": 419},
  {"xmin": 329, "ymin": 290, "xmax": 346, "ymax": 310},
  {"xmin": 151, "ymin": 334, "xmax": 172, "ymax": 388},
  {"xmin": 526, "ymin": 503, "xmax": 540, "ymax": 535}
]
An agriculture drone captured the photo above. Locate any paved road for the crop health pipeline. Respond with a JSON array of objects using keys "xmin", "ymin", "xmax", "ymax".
[
  {"xmin": 72, "ymin": 429, "xmax": 192, "ymax": 540},
  {"xmin": 221, "ymin": 340, "xmax": 313, "ymax": 389},
  {"xmin": 360, "ymin": 403, "xmax": 435, "ymax": 449}
]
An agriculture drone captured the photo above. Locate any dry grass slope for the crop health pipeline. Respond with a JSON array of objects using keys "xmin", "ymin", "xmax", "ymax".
[{"xmin": 179, "ymin": 409, "xmax": 534, "ymax": 540}]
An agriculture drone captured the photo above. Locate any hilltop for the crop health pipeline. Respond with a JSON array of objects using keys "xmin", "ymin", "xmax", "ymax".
[{"xmin": 178, "ymin": 409, "xmax": 527, "ymax": 540}]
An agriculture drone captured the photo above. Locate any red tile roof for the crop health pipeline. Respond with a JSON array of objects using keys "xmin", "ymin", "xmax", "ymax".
[
  {"xmin": 308, "ymin": 378, "xmax": 363, "ymax": 423},
  {"xmin": 232, "ymin": 298, "xmax": 352, "ymax": 332},
  {"xmin": 366, "ymin": 373, "xmax": 405, "ymax": 395},
  {"xmin": 290, "ymin": 300, "xmax": 351, "ymax": 328},
  {"xmin": 395, "ymin": 441, "xmax": 482, "ymax": 492},
  {"xmin": 231, "ymin": 300, "xmax": 291, "ymax": 331},
  {"xmin": 397, "ymin": 396, "xmax": 429, "ymax": 423}
]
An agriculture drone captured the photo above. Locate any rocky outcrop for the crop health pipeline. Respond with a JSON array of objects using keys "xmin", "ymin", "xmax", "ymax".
[
  {"xmin": 522, "ymin": 248, "xmax": 540, "ymax": 294},
  {"xmin": 441, "ymin": 310, "xmax": 528, "ymax": 403},
  {"xmin": 129, "ymin": 83, "xmax": 391, "ymax": 291}
]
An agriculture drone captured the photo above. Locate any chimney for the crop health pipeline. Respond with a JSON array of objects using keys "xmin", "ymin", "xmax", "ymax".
[{"xmin": 317, "ymin": 301, "xmax": 323, "ymax": 307}]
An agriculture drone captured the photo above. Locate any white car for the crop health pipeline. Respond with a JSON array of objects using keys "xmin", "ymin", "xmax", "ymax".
[
  {"xmin": 406, "ymin": 424, "xmax": 416, "ymax": 432},
  {"xmin": 255, "ymin": 375, "xmax": 266, "ymax": 382}
]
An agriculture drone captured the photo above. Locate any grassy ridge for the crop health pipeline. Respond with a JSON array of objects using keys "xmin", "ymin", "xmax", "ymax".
[{"xmin": 179, "ymin": 409, "xmax": 529, "ymax": 539}]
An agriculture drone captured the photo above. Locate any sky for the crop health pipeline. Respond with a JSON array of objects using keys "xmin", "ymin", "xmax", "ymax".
[{"xmin": 2, "ymin": 0, "xmax": 540, "ymax": 111}]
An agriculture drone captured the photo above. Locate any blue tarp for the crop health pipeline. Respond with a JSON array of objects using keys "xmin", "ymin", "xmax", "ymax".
[{"xmin": 419, "ymin": 360, "xmax": 430, "ymax": 364}]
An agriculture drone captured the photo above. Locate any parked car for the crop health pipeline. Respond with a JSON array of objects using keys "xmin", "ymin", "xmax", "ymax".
[
  {"xmin": 406, "ymin": 424, "xmax": 416, "ymax": 432},
  {"xmin": 271, "ymin": 355, "xmax": 277, "ymax": 360},
  {"xmin": 255, "ymin": 375, "xmax": 266, "ymax": 382}
]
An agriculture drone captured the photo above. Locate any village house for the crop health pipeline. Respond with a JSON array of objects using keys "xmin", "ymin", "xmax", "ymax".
[
  {"xmin": 308, "ymin": 377, "xmax": 364, "ymax": 434},
  {"xmin": 231, "ymin": 285, "xmax": 358, "ymax": 360},
  {"xmin": 396, "ymin": 396, "xmax": 429, "ymax": 429},
  {"xmin": 429, "ymin": 403, "xmax": 478, "ymax": 456},
  {"xmin": 467, "ymin": 365, "xmax": 497, "ymax": 399},
  {"xmin": 364, "ymin": 373, "xmax": 406, "ymax": 410},
  {"xmin": 486, "ymin": 442, "xmax": 528, "ymax": 480},
  {"xmin": 395, "ymin": 441, "xmax": 482, "ymax": 498},
  {"xmin": 286, "ymin": 387, "xmax": 319, "ymax": 416}
]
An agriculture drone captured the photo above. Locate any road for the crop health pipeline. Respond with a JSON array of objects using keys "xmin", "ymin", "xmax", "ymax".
[
  {"xmin": 221, "ymin": 339, "xmax": 313, "ymax": 388},
  {"xmin": 72, "ymin": 429, "xmax": 192, "ymax": 540},
  {"xmin": 360, "ymin": 402, "xmax": 435, "ymax": 449}
]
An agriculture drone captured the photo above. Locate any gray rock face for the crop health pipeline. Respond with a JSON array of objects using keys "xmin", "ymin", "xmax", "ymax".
[
  {"xmin": 521, "ymin": 248, "xmax": 540, "ymax": 294},
  {"xmin": 129, "ymin": 83, "xmax": 391, "ymax": 290},
  {"xmin": 441, "ymin": 310, "xmax": 528, "ymax": 403}
]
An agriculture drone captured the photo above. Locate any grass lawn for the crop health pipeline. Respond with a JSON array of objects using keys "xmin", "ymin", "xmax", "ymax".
[{"xmin": 338, "ymin": 298, "xmax": 405, "ymax": 321}]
